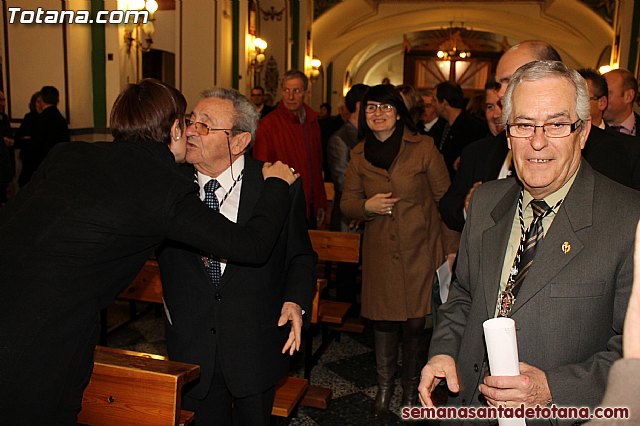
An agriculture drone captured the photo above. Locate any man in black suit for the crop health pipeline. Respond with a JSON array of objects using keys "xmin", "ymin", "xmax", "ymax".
[
  {"xmin": 250, "ymin": 86, "xmax": 274, "ymax": 119},
  {"xmin": 0, "ymin": 79, "xmax": 298, "ymax": 425},
  {"xmin": 579, "ymin": 68, "xmax": 640, "ymax": 189},
  {"xmin": 604, "ymin": 68, "xmax": 640, "ymax": 136},
  {"xmin": 19, "ymin": 85, "xmax": 69, "ymax": 186},
  {"xmin": 439, "ymin": 82, "xmax": 509, "ymax": 231},
  {"xmin": 434, "ymin": 81, "xmax": 488, "ymax": 178},
  {"xmin": 158, "ymin": 87, "xmax": 316, "ymax": 425},
  {"xmin": 417, "ymin": 90, "xmax": 447, "ymax": 143}
]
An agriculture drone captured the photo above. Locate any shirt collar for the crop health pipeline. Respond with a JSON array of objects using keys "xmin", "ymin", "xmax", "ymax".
[
  {"xmin": 522, "ymin": 164, "xmax": 579, "ymax": 211},
  {"xmin": 197, "ymin": 155, "xmax": 245, "ymax": 193}
]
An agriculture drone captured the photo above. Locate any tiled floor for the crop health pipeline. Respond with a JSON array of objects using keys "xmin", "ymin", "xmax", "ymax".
[{"xmin": 105, "ymin": 301, "xmax": 439, "ymax": 425}]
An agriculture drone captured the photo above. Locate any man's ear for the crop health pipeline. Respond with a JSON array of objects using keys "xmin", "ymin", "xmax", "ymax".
[
  {"xmin": 230, "ymin": 132, "xmax": 252, "ymax": 155},
  {"xmin": 597, "ymin": 96, "xmax": 608, "ymax": 112},
  {"xmin": 623, "ymin": 89, "xmax": 636, "ymax": 104}
]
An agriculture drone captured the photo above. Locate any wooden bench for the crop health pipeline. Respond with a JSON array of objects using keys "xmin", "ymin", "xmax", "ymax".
[
  {"xmin": 301, "ymin": 230, "xmax": 362, "ymax": 409},
  {"xmin": 103, "ymin": 261, "xmax": 309, "ymax": 419},
  {"xmin": 78, "ymin": 346, "xmax": 199, "ymax": 426},
  {"xmin": 308, "ymin": 230, "xmax": 363, "ymax": 331}
]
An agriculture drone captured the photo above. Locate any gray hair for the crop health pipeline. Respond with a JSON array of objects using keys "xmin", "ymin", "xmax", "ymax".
[
  {"xmin": 282, "ymin": 69, "xmax": 308, "ymax": 91},
  {"xmin": 502, "ymin": 60, "xmax": 590, "ymax": 126},
  {"xmin": 201, "ymin": 87, "xmax": 260, "ymax": 141}
]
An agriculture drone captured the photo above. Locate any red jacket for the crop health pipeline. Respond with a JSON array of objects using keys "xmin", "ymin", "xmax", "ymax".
[{"xmin": 253, "ymin": 101, "xmax": 327, "ymax": 218}]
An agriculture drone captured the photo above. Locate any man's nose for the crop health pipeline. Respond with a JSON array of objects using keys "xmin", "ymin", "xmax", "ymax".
[{"xmin": 530, "ymin": 127, "xmax": 549, "ymax": 150}]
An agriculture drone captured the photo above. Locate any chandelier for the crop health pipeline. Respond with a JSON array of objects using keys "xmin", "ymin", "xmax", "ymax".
[{"xmin": 437, "ymin": 23, "xmax": 471, "ymax": 60}]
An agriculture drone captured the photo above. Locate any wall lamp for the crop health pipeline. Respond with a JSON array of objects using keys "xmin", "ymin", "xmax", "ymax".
[
  {"xmin": 250, "ymin": 37, "xmax": 268, "ymax": 85},
  {"xmin": 119, "ymin": 0, "xmax": 158, "ymax": 53},
  {"xmin": 309, "ymin": 57, "xmax": 322, "ymax": 83}
]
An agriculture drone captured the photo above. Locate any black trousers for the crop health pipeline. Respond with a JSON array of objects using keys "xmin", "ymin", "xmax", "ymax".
[{"xmin": 182, "ymin": 352, "xmax": 276, "ymax": 426}]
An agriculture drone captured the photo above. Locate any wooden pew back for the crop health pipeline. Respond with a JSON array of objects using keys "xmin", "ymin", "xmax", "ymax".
[{"xmin": 78, "ymin": 346, "xmax": 199, "ymax": 426}]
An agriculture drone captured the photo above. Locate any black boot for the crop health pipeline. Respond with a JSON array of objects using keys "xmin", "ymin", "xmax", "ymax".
[
  {"xmin": 372, "ymin": 327, "xmax": 400, "ymax": 416},
  {"xmin": 400, "ymin": 327, "xmax": 431, "ymax": 407}
]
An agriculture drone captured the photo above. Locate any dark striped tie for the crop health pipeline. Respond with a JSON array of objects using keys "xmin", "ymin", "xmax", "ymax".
[
  {"xmin": 512, "ymin": 199, "xmax": 550, "ymax": 296},
  {"xmin": 204, "ymin": 179, "xmax": 222, "ymax": 287}
]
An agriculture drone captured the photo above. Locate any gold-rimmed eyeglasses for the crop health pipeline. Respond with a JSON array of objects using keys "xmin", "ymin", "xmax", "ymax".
[{"xmin": 186, "ymin": 117, "xmax": 233, "ymax": 137}]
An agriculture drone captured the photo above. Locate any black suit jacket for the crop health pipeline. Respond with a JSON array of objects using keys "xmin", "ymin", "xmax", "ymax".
[
  {"xmin": 424, "ymin": 116, "xmax": 447, "ymax": 144},
  {"xmin": 439, "ymin": 132, "xmax": 509, "ymax": 231},
  {"xmin": 583, "ymin": 124, "xmax": 640, "ymax": 190},
  {"xmin": 440, "ymin": 110, "xmax": 489, "ymax": 178},
  {"xmin": 158, "ymin": 156, "xmax": 316, "ymax": 398},
  {"xmin": 0, "ymin": 141, "xmax": 291, "ymax": 423}
]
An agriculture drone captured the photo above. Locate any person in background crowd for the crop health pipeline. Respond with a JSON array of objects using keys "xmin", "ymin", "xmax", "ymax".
[
  {"xmin": 249, "ymin": 86, "xmax": 274, "ymax": 119},
  {"xmin": 419, "ymin": 61, "xmax": 640, "ymax": 420},
  {"xmin": 19, "ymin": 86, "xmax": 69, "ymax": 187},
  {"xmin": 0, "ymin": 91, "xmax": 12, "ymax": 205},
  {"xmin": 603, "ymin": 68, "xmax": 639, "ymax": 136},
  {"xmin": 318, "ymin": 101, "xmax": 344, "ymax": 184},
  {"xmin": 341, "ymin": 84, "xmax": 458, "ymax": 414},
  {"xmin": 397, "ymin": 84, "xmax": 425, "ymax": 128},
  {"xmin": 158, "ymin": 87, "xmax": 315, "ymax": 425},
  {"xmin": 439, "ymin": 80, "xmax": 508, "ymax": 232},
  {"xmin": 13, "ymin": 92, "xmax": 42, "ymax": 194},
  {"xmin": 434, "ymin": 81, "xmax": 488, "ymax": 178},
  {"xmin": 418, "ymin": 89, "xmax": 447, "ymax": 143},
  {"xmin": 578, "ymin": 68, "xmax": 609, "ymax": 129},
  {"xmin": 327, "ymin": 83, "xmax": 369, "ymax": 309},
  {"xmin": 0, "ymin": 79, "xmax": 298, "ymax": 424},
  {"xmin": 253, "ymin": 69, "xmax": 327, "ymax": 227}
]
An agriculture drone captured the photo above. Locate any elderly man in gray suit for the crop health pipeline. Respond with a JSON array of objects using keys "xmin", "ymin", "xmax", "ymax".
[{"xmin": 418, "ymin": 60, "xmax": 640, "ymax": 424}]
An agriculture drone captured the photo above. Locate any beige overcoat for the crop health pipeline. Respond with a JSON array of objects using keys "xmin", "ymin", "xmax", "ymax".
[{"xmin": 341, "ymin": 131, "xmax": 459, "ymax": 321}]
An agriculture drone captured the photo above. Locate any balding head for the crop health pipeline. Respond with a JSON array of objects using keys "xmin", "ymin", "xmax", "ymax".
[
  {"xmin": 603, "ymin": 68, "xmax": 638, "ymax": 124},
  {"xmin": 496, "ymin": 40, "xmax": 562, "ymax": 99}
]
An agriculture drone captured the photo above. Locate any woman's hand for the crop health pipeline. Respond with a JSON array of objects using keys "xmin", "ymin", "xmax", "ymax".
[
  {"xmin": 262, "ymin": 161, "xmax": 300, "ymax": 185},
  {"xmin": 364, "ymin": 192, "xmax": 400, "ymax": 216}
]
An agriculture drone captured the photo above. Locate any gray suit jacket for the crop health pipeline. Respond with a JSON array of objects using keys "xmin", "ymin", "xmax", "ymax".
[{"xmin": 430, "ymin": 161, "xmax": 640, "ymax": 425}]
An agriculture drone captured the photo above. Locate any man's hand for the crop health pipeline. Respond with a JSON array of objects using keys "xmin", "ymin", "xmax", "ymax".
[
  {"xmin": 278, "ymin": 301, "xmax": 303, "ymax": 356},
  {"xmin": 262, "ymin": 161, "xmax": 299, "ymax": 185},
  {"xmin": 464, "ymin": 181, "xmax": 482, "ymax": 214},
  {"xmin": 624, "ymin": 220, "xmax": 640, "ymax": 358},
  {"xmin": 479, "ymin": 362, "xmax": 551, "ymax": 407},
  {"xmin": 418, "ymin": 354, "xmax": 459, "ymax": 407}
]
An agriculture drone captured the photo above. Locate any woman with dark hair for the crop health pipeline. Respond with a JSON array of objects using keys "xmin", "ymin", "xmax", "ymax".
[
  {"xmin": 0, "ymin": 79, "xmax": 298, "ymax": 424},
  {"xmin": 341, "ymin": 84, "xmax": 458, "ymax": 413}
]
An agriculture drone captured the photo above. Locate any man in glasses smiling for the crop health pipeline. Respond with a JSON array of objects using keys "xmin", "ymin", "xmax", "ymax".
[
  {"xmin": 158, "ymin": 87, "xmax": 315, "ymax": 425},
  {"xmin": 420, "ymin": 61, "xmax": 640, "ymax": 418}
]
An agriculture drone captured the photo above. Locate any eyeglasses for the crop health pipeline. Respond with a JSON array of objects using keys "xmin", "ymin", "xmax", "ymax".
[
  {"xmin": 186, "ymin": 117, "xmax": 232, "ymax": 136},
  {"xmin": 506, "ymin": 120, "xmax": 583, "ymax": 138},
  {"xmin": 589, "ymin": 95, "xmax": 604, "ymax": 101},
  {"xmin": 365, "ymin": 104, "xmax": 395, "ymax": 114}
]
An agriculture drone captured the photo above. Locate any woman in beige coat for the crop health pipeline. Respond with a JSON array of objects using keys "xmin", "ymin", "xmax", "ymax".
[{"xmin": 341, "ymin": 84, "xmax": 459, "ymax": 414}]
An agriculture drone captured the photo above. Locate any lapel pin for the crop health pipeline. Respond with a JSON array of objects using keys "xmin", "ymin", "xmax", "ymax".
[{"xmin": 561, "ymin": 241, "xmax": 571, "ymax": 254}]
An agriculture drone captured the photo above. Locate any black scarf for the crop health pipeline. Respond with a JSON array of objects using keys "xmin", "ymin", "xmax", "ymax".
[{"xmin": 364, "ymin": 121, "xmax": 404, "ymax": 170}]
